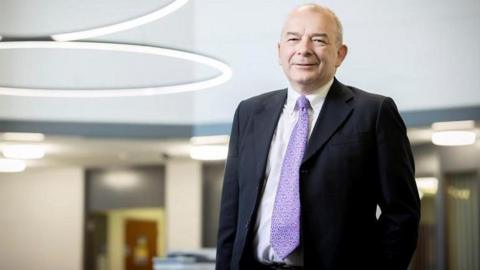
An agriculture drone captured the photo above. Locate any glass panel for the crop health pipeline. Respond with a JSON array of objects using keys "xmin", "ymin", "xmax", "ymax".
[
  {"xmin": 446, "ymin": 172, "xmax": 479, "ymax": 270},
  {"xmin": 410, "ymin": 194, "xmax": 437, "ymax": 270}
]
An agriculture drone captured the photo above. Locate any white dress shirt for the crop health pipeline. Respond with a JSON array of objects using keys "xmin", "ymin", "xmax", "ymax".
[{"xmin": 253, "ymin": 79, "xmax": 333, "ymax": 266}]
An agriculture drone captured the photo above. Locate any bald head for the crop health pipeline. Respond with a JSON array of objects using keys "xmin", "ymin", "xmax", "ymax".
[{"xmin": 282, "ymin": 4, "xmax": 344, "ymax": 46}]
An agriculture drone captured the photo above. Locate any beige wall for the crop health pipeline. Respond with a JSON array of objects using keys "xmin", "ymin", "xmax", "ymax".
[
  {"xmin": 106, "ymin": 208, "xmax": 165, "ymax": 270},
  {"xmin": 0, "ymin": 167, "xmax": 84, "ymax": 270},
  {"xmin": 165, "ymin": 158, "xmax": 202, "ymax": 251}
]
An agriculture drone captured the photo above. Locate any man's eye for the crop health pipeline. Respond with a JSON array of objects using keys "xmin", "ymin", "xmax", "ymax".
[
  {"xmin": 287, "ymin": 38, "xmax": 299, "ymax": 42},
  {"xmin": 313, "ymin": 39, "xmax": 327, "ymax": 44}
]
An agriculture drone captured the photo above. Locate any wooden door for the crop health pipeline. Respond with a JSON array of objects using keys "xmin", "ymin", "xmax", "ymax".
[{"xmin": 125, "ymin": 219, "xmax": 157, "ymax": 270}]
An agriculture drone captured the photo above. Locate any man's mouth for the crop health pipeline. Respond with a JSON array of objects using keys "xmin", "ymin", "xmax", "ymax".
[
  {"xmin": 294, "ymin": 63, "xmax": 317, "ymax": 67},
  {"xmin": 294, "ymin": 63, "xmax": 317, "ymax": 66}
]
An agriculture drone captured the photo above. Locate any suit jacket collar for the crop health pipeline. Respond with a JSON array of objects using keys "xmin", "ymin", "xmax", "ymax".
[
  {"xmin": 252, "ymin": 90, "xmax": 287, "ymax": 185},
  {"xmin": 302, "ymin": 78, "xmax": 354, "ymax": 163}
]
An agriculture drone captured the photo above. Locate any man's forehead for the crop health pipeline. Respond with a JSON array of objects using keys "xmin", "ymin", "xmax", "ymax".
[
  {"xmin": 282, "ymin": 10, "xmax": 332, "ymax": 30},
  {"xmin": 281, "ymin": 16, "xmax": 331, "ymax": 35},
  {"xmin": 287, "ymin": 7, "xmax": 331, "ymax": 22}
]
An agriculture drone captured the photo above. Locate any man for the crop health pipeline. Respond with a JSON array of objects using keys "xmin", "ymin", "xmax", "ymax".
[{"xmin": 216, "ymin": 4, "xmax": 420, "ymax": 270}]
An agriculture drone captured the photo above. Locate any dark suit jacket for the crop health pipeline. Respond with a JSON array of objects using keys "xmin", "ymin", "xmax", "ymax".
[{"xmin": 216, "ymin": 79, "xmax": 421, "ymax": 270}]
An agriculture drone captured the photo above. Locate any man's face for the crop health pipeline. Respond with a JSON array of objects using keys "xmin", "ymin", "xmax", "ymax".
[{"xmin": 278, "ymin": 9, "xmax": 347, "ymax": 93}]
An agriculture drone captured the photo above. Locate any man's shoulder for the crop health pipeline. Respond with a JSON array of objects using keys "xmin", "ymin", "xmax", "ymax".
[
  {"xmin": 243, "ymin": 89, "xmax": 286, "ymax": 103},
  {"xmin": 337, "ymin": 82, "xmax": 392, "ymax": 110},
  {"xmin": 341, "ymin": 83, "xmax": 386, "ymax": 102},
  {"xmin": 237, "ymin": 88, "xmax": 287, "ymax": 111}
]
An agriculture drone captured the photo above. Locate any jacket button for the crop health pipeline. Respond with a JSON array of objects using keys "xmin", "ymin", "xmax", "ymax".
[{"xmin": 245, "ymin": 221, "xmax": 250, "ymax": 229}]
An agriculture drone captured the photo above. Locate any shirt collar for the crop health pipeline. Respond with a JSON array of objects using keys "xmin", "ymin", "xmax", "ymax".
[{"xmin": 286, "ymin": 78, "xmax": 334, "ymax": 114}]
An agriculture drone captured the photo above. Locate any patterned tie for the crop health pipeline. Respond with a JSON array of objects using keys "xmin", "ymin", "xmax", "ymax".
[{"xmin": 270, "ymin": 95, "xmax": 310, "ymax": 259}]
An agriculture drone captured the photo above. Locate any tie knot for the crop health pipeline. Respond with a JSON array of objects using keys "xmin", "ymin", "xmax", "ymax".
[{"xmin": 296, "ymin": 95, "xmax": 310, "ymax": 111}]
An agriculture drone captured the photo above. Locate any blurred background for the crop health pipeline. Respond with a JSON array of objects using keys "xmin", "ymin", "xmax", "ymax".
[{"xmin": 0, "ymin": 0, "xmax": 479, "ymax": 270}]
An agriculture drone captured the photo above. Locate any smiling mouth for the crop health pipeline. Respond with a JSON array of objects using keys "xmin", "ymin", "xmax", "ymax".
[{"xmin": 294, "ymin": 63, "xmax": 317, "ymax": 68}]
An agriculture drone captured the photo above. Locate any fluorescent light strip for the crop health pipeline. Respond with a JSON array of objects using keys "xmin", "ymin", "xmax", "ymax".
[
  {"xmin": 2, "ymin": 145, "xmax": 45, "ymax": 159},
  {"xmin": 0, "ymin": 41, "xmax": 232, "ymax": 97},
  {"xmin": 416, "ymin": 177, "xmax": 438, "ymax": 195},
  {"xmin": 190, "ymin": 135, "xmax": 230, "ymax": 145},
  {"xmin": 432, "ymin": 130, "xmax": 476, "ymax": 146},
  {"xmin": 1, "ymin": 132, "xmax": 45, "ymax": 142},
  {"xmin": 432, "ymin": 120, "xmax": 475, "ymax": 131},
  {"xmin": 190, "ymin": 145, "xmax": 228, "ymax": 161},
  {"xmin": 51, "ymin": 0, "xmax": 189, "ymax": 41},
  {"xmin": 0, "ymin": 159, "xmax": 26, "ymax": 173}
]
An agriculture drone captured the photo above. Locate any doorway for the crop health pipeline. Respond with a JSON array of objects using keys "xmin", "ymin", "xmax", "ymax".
[{"xmin": 125, "ymin": 219, "xmax": 158, "ymax": 270}]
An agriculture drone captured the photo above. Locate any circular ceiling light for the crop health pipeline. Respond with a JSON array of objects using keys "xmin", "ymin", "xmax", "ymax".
[
  {"xmin": 0, "ymin": 41, "xmax": 233, "ymax": 97},
  {"xmin": 52, "ymin": 0, "xmax": 189, "ymax": 41},
  {"xmin": 0, "ymin": 0, "xmax": 188, "ymax": 42}
]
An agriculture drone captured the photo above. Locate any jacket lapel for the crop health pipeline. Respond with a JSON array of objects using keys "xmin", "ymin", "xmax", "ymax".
[
  {"xmin": 253, "ymin": 90, "xmax": 287, "ymax": 185},
  {"xmin": 302, "ymin": 79, "xmax": 354, "ymax": 164}
]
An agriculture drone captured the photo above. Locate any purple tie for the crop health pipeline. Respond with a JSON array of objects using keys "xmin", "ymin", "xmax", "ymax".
[{"xmin": 270, "ymin": 95, "xmax": 310, "ymax": 259}]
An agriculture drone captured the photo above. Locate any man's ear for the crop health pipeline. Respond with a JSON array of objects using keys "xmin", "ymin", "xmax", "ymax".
[{"xmin": 335, "ymin": 44, "xmax": 348, "ymax": 67}]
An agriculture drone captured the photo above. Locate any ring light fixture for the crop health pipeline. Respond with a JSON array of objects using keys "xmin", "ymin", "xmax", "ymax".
[
  {"xmin": 0, "ymin": 0, "xmax": 233, "ymax": 97},
  {"xmin": 51, "ymin": 0, "xmax": 189, "ymax": 41},
  {"xmin": 0, "ymin": 0, "xmax": 189, "ymax": 42},
  {"xmin": 0, "ymin": 41, "xmax": 233, "ymax": 97}
]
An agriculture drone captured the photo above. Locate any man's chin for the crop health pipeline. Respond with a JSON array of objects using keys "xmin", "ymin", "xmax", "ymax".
[
  {"xmin": 289, "ymin": 77, "xmax": 327, "ymax": 91},
  {"xmin": 292, "ymin": 76, "xmax": 317, "ymax": 86}
]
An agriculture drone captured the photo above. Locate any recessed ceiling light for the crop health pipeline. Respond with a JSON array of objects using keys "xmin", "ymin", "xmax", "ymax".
[
  {"xmin": 416, "ymin": 177, "xmax": 438, "ymax": 197},
  {"xmin": 432, "ymin": 120, "xmax": 475, "ymax": 130},
  {"xmin": 190, "ymin": 145, "xmax": 228, "ymax": 161},
  {"xmin": 51, "ymin": 0, "xmax": 189, "ymax": 41},
  {"xmin": 431, "ymin": 120, "xmax": 476, "ymax": 146},
  {"xmin": 103, "ymin": 172, "xmax": 140, "ymax": 189},
  {"xmin": 2, "ymin": 145, "xmax": 46, "ymax": 159},
  {"xmin": 0, "ymin": 41, "xmax": 233, "ymax": 97},
  {"xmin": 432, "ymin": 131, "xmax": 476, "ymax": 146},
  {"xmin": 190, "ymin": 135, "xmax": 229, "ymax": 145},
  {"xmin": 1, "ymin": 132, "xmax": 45, "ymax": 142},
  {"xmin": 0, "ymin": 159, "xmax": 26, "ymax": 173}
]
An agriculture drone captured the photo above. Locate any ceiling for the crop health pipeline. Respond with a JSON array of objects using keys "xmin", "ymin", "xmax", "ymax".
[
  {"xmin": 0, "ymin": 135, "xmax": 189, "ymax": 169},
  {"xmin": 0, "ymin": 0, "xmax": 478, "ymax": 125}
]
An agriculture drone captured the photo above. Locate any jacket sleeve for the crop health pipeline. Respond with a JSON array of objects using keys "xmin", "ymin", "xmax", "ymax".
[
  {"xmin": 216, "ymin": 104, "xmax": 241, "ymax": 270},
  {"xmin": 375, "ymin": 97, "xmax": 421, "ymax": 270}
]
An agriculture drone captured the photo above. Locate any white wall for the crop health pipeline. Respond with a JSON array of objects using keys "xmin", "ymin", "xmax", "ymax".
[{"xmin": 0, "ymin": 167, "xmax": 84, "ymax": 270}]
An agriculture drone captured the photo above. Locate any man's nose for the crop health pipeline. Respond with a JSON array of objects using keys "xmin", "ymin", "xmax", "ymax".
[{"xmin": 296, "ymin": 38, "xmax": 313, "ymax": 56}]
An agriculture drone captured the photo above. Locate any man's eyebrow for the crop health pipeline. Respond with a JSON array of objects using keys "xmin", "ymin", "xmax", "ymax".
[
  {"xmin": 311, "ymin": 33, "xmax": 329, "ymax": 38},
  {"xmin": 284, "ymin": 32, "xmax": 330, "ymax": 38}
]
